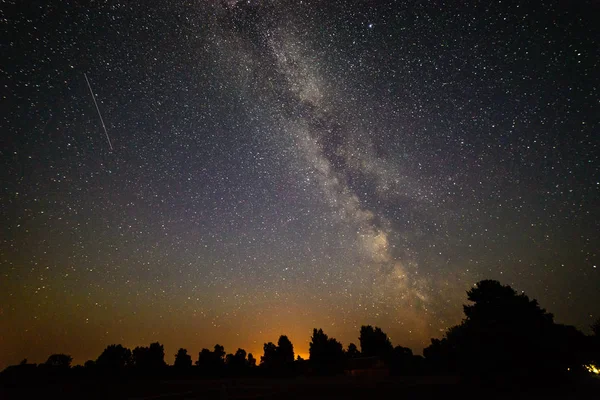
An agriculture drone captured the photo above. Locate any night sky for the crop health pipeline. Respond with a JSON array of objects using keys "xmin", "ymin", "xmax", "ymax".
[{"xmin": 1, "ymin": 0, "xmax": 599, "ymax": 369}]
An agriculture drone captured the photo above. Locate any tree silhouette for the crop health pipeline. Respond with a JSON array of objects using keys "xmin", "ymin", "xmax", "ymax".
[
  {"xmin": 260, "ymin": 342, "xmax": 278, "ymax": 368},
  {"xmin": 393, "ymin": 345, "xmax": 412, "ymax": 358},
  {"xmin": 463, "ymin": 280, "xmax": 554, "ymax": 326},
  {"xmin": 196, "ymin": 345, "xmax": 226, "ymax": 373},
  {"xmin": 309, "ymin": 329, "xmax": 327, "ymax": 361},
  {"xmin": 277, "ymin": 335, "xmax": 294, "ymax": 364},
  {"xmin": 423, "ymin": 338, "xmax": 451, "ymax": 373},
  {"xmin": 213, "ymin": 344, "xmax": 226, "ymax": 364},
  {"xmin": 359, "ymin": 325, "xmax": 393, "ymax": 359},
  {"xmin": 309, "ymin": 328, "xmax": 345, "ymax": 374},
  {"xmin": 152, "ymin": 342, "xmax": 166, "ymax": 366},
  {"xmin": 235, "ymin": 348, "xmax": 247, "ymax": 361},
  {"xmin": 227, "ymin": 349, "xmax": 246, "ymax": 366},
  {"xmin": 96, "ymin": 344, "xmax": 132, "ymax": 370},
  {"xmin": 132, "ymin": 347, "xmax": 148, "ymax": 368},
  {"xmin": 389, "ymin": 345, "xmax": 414, "ymax": 374},
  {"xmin": 7, "ymin": 278, "xmax": 595, "ymax": 382},
  {"xmin": 132, "ymin": 342, "xmax": 166, "ymax": 370},
  {"xmin": 196, "ymin": 348, "xmax": 213, "ymax": 368},
  {"xmin": 45, "ymin": 354, "xmax": 72, "ymax": 368},
  {"xmin": 260, "ymin": 335, "xmax": 294, "ymax": 371},
  {"xmin": 346, "ymin": 343, "xmax": 360, "ymax": 359},
  {"xmin": 424, "ymin": 279, "xmax": 585, "ymax": 377},
  {"xmin": 247, "ymin": 353, "xmax": 256, "ymax": 367},
  {"xmin": 551, "ymin": 323, "xmax": 589, "ymax": 370},
  {"xmin": 174, "ymin": 348, "xmax": 192, "ymax": 369},
  {"xmin": 225, "ymin": 348, "xmax": 248, "ymax": 373}
]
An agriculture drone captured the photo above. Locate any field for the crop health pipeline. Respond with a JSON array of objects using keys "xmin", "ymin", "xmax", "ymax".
[{"xmin": 1, "ymin": 374, "xmax": 599, "ymax": 400}]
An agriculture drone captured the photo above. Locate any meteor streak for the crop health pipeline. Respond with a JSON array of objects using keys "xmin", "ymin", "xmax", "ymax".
[{"xmin": 84, "ymin": 73, "xmax": 113, "ymax": 151}]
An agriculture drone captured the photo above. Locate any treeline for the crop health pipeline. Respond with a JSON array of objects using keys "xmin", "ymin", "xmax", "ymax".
[{"xmin": 2, "ymin": 280, "xmax": 600, "ymax": 383}]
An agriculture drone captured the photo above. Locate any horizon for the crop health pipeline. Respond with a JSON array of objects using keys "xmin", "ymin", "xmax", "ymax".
[{"xmin": 3, "ymin": 282, "xmax": 595, "ymax": 370}]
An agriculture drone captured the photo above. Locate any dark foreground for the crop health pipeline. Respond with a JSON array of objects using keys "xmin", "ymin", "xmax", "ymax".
[{"xmin": 2, "ymin": 375, "xmax": 599, "ymax": 400}]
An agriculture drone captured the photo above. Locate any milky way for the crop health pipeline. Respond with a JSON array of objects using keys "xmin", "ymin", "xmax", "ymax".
[{"xmin": 1, "ymin": 0, "xmax": 598, "ymax": 367}]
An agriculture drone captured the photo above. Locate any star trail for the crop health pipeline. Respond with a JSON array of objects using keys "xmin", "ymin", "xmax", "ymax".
[{"xmin": 1, "ymin": 0, "xmax": 598, "ymax": 368}]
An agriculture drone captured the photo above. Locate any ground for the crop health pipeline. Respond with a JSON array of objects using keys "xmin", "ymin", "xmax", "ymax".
[{"xmin": 1, "ymin": 375, "xmax": 599, "ymax": 399}]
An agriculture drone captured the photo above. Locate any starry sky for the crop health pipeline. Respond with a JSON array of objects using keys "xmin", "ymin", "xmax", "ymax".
[{"xmin": 1, "ymin": 0, "xmax": 599, "ymax": 369}]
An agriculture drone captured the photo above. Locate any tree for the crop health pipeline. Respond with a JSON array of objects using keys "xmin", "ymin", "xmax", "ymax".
[
  {"xmin": 174, "ymin": 348, "xmax": 192, "ymax": 369},
  {"xmin": 462, "ymin": 280, "xmax": 555, "ymax": 373},
  {"xmin": 346, "ymin": 343, "xmax": 360, "ymax": 358},
  {"xmin": 226, "ymin": 349, "xmax": 246, "ymax": 367},
  {"xmin": 150, "ymin": 342, "xmax": 166, "ymax": 367},
  {"xmin": 196, "ymin": 345, "xmax": 226, "ymax": 373},
  {"xmin": 247, "ymin": 353, "xmax": 256, "ymax": 367},
  {"xmin": 45, "ymin": 354, "xmax": 72, "ymax": 368},
  {"xmin": 96, "ymin": 344, "xmax": 132, "ymax": 370},
  {"xmin": 260, "ymin": 342, "xmax": 278, "ymax": 368},
  {"xmin": 196, "ymin": 348, "xmax": 213, "ymax": 368},
  {"xmin": 226, "ymin": 348, "xmax": 248, "ymax": 372},
  {"xmin": 277, "ymin": 335, "xmax": 294, "ymax": 364},
  {"xmin": 423, "ymin": 338, "xmax": 451, "ymax": 373},
  {"xmin": 260, "ymin": 336, "xmax": 295, "ymax": 370},
  {"xmin": 234, "ymin": 348, "xmax": 247, "ymax": 362},
  {"xmin": 359, "ymin": 325, "xmax": 393, "ymax": 359},
  {"xmin": 225, "ymin": 353, "xmax": 235, "ymax": 365},
  {"xmin": 389, "ymin": 345, "xmax": 414, "ymax": 374},
  {"xmin": 463, "ymin": 280, "xmax": 554, "ymax": 326},
  {"xmin": 309, "ymin": 328, "xmax": 345, "ymax": 374},
  {"xmin": 213, "ymin": 344, "xmax": 225, "ymax": 364},
  {"xmin": 132, "ymin": 342, "xmax": 166, "ymax": 369},
  {"xmin": 132, "ymin": 347, "xmax": 149, "ymax": 368},
  {"xmin": 424, "ymin": 279, "xmax": 583, "ymax": 376},
  {"xmin": 309, "ymin": 329, "xmax": 328, "ymax": 361}
]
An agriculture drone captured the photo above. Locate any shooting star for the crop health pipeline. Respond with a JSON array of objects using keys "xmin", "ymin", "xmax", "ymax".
[{"xmin": 84, "ymin": 73, "xmax": 113, "ymax": 151}]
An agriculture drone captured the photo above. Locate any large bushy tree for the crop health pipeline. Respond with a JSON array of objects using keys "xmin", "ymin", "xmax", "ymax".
[
  {"xmin": 359, "ymin": 325, "xmax": 393, "ymax": 359},
  {"xmin": 277, "ymin": 335, "xmax": 294, "ymax": 364},
  {"xmin": 260, "ymin": 335, "xmax": 295, "ymax": 370},
  {"xmin": 96, "ymin": 344, "xmax": 132, "ymax": 370},
  {"xmin": 174, "ymin": 348, "xmax": 192, "ymax": 369},
  {"xmin": 226, "ymin": 348, "xmax": 248, "ymax": 372},
  {"xmin": 247, "ymin": 353, "xmax": 256, "ymax": 367},
  {"xmin": 424, "ymin": 280, "xmax": 587, "ymax": 376},
  {"xmin": 346, "ymin": 343, "xmax": 360, "ymax": 358},
  {"xmin": 196, "ymin": 348, "xmax": 213, "ymax": 368},
  {"xmin": 45, "ymin": 354, "xmax": 72, "ymax": 368},
  {"xmin": 261, "ymin": 342, "xmax": 278, "ymax": 367},
  {"xmin": 309, "ymin": 328, "xmax": 345, "ymax": 374},
  {"xmin": 196, "ymin": 344, "xmax": 226, "ymax": 373},
  {"xmin": 132, "ymin": 342, "xmax": 166, "ymax": 370}
]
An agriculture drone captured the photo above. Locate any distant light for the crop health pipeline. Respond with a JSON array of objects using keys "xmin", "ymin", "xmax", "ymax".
[
  {"xmin": 584, "ymin": 364, "xmax": 600, "ymax": 375},
  {"xmin": 368, "ymin": 23, "xmax": 373, "ymax": 29}
]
